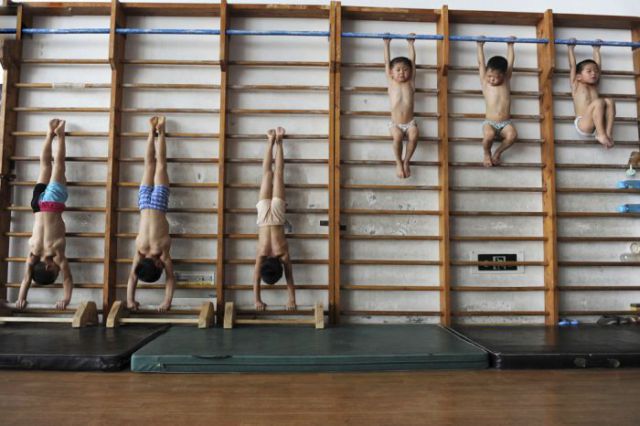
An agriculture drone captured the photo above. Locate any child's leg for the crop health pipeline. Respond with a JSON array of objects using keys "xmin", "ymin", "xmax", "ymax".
[
  {"xmin": 37, "ymin": 119, "xmax": 57, "ymax": 184},
  {"xmin": 582, "ymin": 98, "xmax": 611, "ymax": 147},
  {"xmin": 153, "ymin": 116, "xmax": 169, "ymax": 186},
  {"xmin": 481, "ymin": 123, "xmax": 497, "ymax": 167},
  {"xmin": 142, "ymin": 117, "xmax": 157, "ymax": 187},
  {"xmin": 50, "ymin": 120, "xmax": 66, "ymax": 185},
  {"xmin": 259, "ymin": 129, "xmax": 276, "ymax": 201},
  {"xmin": 403, "ymin": 125, "xmax": 419, "ymax": 178},
  {"xmin": 273, "ymin": 127, "xmax": 286, "ymax": 201},
  {"xmin": 491, "ymin": 124, "xmax": 517, "ymax": 166},
  {"xmin": 604, "ymin": 98, "xmax": 616, "ymax": 145},
  {"xmin": 390, "ymin": 126, "xmax": 405, "ymax": 178}
]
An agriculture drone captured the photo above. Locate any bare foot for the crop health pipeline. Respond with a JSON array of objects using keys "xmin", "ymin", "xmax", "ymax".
[
  {"xmin": 276, "ymin": 126, "xmax": 286, "ymax": 142},
  {"xmin": 286, "ymin": 300, "xmax": 296, "ymax": 311},
  {"xmin": 255, "ymin": 300, "xmax": 267, "ymax": 311},
  {"xmin": 156, "ymin": 116, "xmax": 166, "ymax": 134},
  {"xmin": 595, "ymin": 133, "xmax": 611, "ymax": 148},
  {"xmin": 395, "ymin": 161, "xmax": 405, "ymax": 178},
  {"xmin": 55, "ymin": 298, "xmax": 70, "ymax": 310},
  {"xmin": 48, "ymin": 118, "xmax": 61, "ymax": 136},
  {"xmin": 403, "ymin": 160, "xmax": 411, "ymax": 178},
  {"xmin": 605, "ymin": 136, "xmax": 614, "ymax": 149},
  {"xmin": 15, "ymin": 298, "xmax": 27, "ymax": 310},
  {"xmin": 54, "ymin": 120, "xmax": 65, "ymax": 138},
  {"xmin": 149, "ymin": 116, "xmax": 159, "ymax": 131},
  {"xmin": 491, "ymin": 152, "xmax": 502, "ymax": 166},
  {"xmin": 157, "ymin": 300, "xmax": 171, "ymax": 313},
  {"xmin": 483, "ymin": 152, "xmax": 493, "ymax": 167},
  {"xmin": 267, "ymin": 128, "xmax": 276, "ymax": 144},
  {"xmin": 127, "ymin": 300, "xmax": 140, "ymax": 311}
]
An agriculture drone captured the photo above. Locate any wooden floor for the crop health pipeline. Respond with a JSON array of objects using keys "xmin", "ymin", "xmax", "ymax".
[{"xmin": 2, "ymin": 370, "xmax": 640, "ymax": 425}]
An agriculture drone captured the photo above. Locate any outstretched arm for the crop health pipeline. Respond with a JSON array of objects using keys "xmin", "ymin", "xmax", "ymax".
[
  {"xmin": 567, "ymin": 39, "xmax": 577, "ymax": 90},
  {"xmin": 56, "ymin": 257, "xmax": 73, "ymax": 310},
  {"xmin": 282, "ymin": 254, "xmax": 296, "ymax": 310},
  {"xmin": 506, "ymin": 37, "xmax": 515, "ymax": 79},
  {"xmin": 593, "ymin": 40, "xmax": 602, "ymax": 69},
  {"xmin": 158, "ymin": 254, "xmax": 175, "ymax": 312},
  {"xmin": 477, "ymin": 40, "xmax": 486, "ymax": 82},
  {"xmin": 253, "ymin": 255, "xmax": 265, "ymax": 310},
  {"xmin": 383, "ymin": 37, "xmax": 392, "ymax": 81},
  {"xmin": 126, "ymin": 252, "xmax": 141, "ymax": 310},
  {"xmin": 16, "ymin": 256, "xmax": 35, "ymax": 309},
  {"xmin": 407, "ymin": 34, "xmax": 416, "ymax": 83}
]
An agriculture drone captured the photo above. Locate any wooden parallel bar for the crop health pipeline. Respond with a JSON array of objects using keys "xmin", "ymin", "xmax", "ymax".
[
  {"xmin": 15, "ymin": 82, "xmax": 111, "ymax": 89},
  {"xmin": 124, "ymin": 83, "xmax": 219, "ymax": 90},
  {"xmin": 555, "ymin": 163, "xmax": 631, "ymax": 170},
  {"xmin": 341, "ymin": 110, "xmax": 437, "ymax": 118},
  {"xmin": 558, "ymin": 236, "xmax": 640, "ymax": 242},
  {"xmin": 6, "ymin": 232, "xmax": 105, "ymax": 238},
  {"xmin": 227, "ymin": 133, "xmax": 327, "ymax": 140},
  {"xmin": 341, "ymin": 310, "xmax": 441, "ymax": 317},
  {"xmin": 225, "ymin": 183, "xmax": 326, "ymax": 189},
  {"xmin": 229, "ymin": 84, "xmax": 327, "ymax": 91},
  {"xmin": 559, "ymin": 286, "xmax": 640, "ymax": 291},
  {"xmin": 6, "ymin": 257, "xmax": 104, "ymax": 264},
  {"xmin": 341, "ymin": 5, "xmax": 438, "ymax": 22},
  {"xmin": 225, "ymin": 208, "xmax": 327, "ymax": 214},
  {"xmin": 451, "ymin": 236, "xmax": 545, "ymax": 241},
  {"xmin": 120, "ymin": 132, "xmax": 218, "ymax": 138},
  {"xmin": 215, "ymin": 0, "xmax": 229, "ymax": 325},
  {"xmin": 341, "ymin": 209, "xmax": 440, "ymax": 216},
  {"xmin": 11, "ymin": 181, "xmax": 105, "ymax": 187},
  {"xmin": 437, "ymin": 5, "xmax": 451, "ymax": 326},
  {"xmin": 342, "ymin": 160, "xmax": 439, "ymax": 166},
  {"xmin": 448, "ymin": 9, "xmax": 543, "ymax": 25},
  {"xmin": 535, "ymin": 9, "xmax": 557, "ymax": 325},
  {"xmin": 117, "ymin": 182, "xmax": 217, "ymax": 188},
  {"xmin": 342, "ymin": 86, "xmax": 436, "ymax": 94},
  {"xmin": 12, "ymin": 131, "xmax": 109, "ymax": 137},
  {"xmin": 449, "ymin": 112, "xmax": 540, "ymax": 120},
  {"xmin": 557, "ymin": 212, "xmax": 640, "ymax": 218},
  {"xmin": 341, "ymin": 285, "xmax": 441, "ymax": 291},
  {"xmin": 342, "ymin": 184, "xmax": 440, "ymax": 190},
  {"xmin": 554, "ymin": 68, "xmax": 638, "ymax": 76},
  {"xmin": 449, "ymin": 162, "xmax": 544, "ymax": 168},
  {"xmin": 13, "ymin": 107, "xmax": 110, "ymax": 113},
  {"xmin": 342, "ymin": 234, "xmax": 440, "ymax": 241},
  {"xmin": 229, "ymin": 108, "xmax": 327, "ymax": 115},
  {"xmin": 117, "ymin": 207, "xmax": 216, "ymax": 213},
  {"xmin": 115, "ymin": 258, "xmax": 217, "ymax": 265},
  {"xmin": 224, "ymin": 259, "xmax": 328, "ymax": 265},
  {"xmin": 554, "ymin": 115, "xmax": 638, "ymax": 123},
  {"xmin": 450, "ymin": 211, "xmax": 545, "ymax": 217},
  {"xmin": 341, "ymin": 135, "xmax": 439, "ymax": 142},
  {"xmin": 449, "ymin": 137, "xmax": 542, "ymax": 145},
  {"xmin": 329, "ymin": 0, "xmax": 340, "ymax": 325},
  {"xmin": 224, "ymin": 233, "xmax": 327, "ymax": 239},
  {"xmin": 451, "ymin": 286, "xmax": 546, "ymax": 292},
  {"xmin": 449, "ymin": 89, "xmax": 541, "ymax": 97},
  {"xmin": 228, "ymin": 60, "xmax": 328, "ymax": 67},
  {"xmin": 226, "ymin": 158, "xmax": 326, "ymax": 164},
  {"xmin": 452, "ymin": 311, "xmax": 547, "ymax": 317},
  {"xmin": 448, "ymin": 65, "xmax": 540, "ymax": 74},
  {"xmin": 552, "ymin": 91, "xmax": 639, "ymax": 100},
  {"xmin": 450, "ymin": 186, "xmax": 543, "ymax": 192},
  {"xmin": 120, "ymin": 108, "xmax": 220, "ymax": 114},
  {"xmin": 0, "ymin": 8, "xmax": 23, "ymax": 301},
  {"xmin": 7, "ymin": 206, "xmax": 105, "ymax": 213},
  {"xmin": 559, "ymin": 310, "xmax": 636, "ymax": 316},
  {"xmin": 556, "ymin": 187, "xmax": 639, "ymax": 194},
  {"xmin": 5, "ymin": 282, "xmax": 103, "ymax": 289},
  {"xmin": 553, "ymin": 13, "xmax": 640, "ymax": 29},
  {"xmin": 10, "ymin": 156, "xmax": 107, "ymax": 162},
  {"xmin": 228, "ymin": 3, "xmax": 329, "ymax": 18},
  {"xmin": 555, "ymin": 139, "xmax": 639, "ymax": 146},
  {"xmin": 122, "ymin": 59, "xmax": 219, "ymax": 66},
  {"xmin": 117, "ymin": 284, "xmax": 215, "ymax": 290},
  {"xmin": 224, "ymin": 284, "xmax": 328, "ymax": 291},
  {"xmin": 340, "ymin": 62, "xmax": 437, "ymax": 70},
  {"xmin": 341, "ymin": 259, "xmax": 441, "ymax": 266},
  {"xmin": 21, "ymin": 58, "xmax": 110, "ymax": 65},
  {"xmin": 451, "ymin": 260, "xmax": 546, "ymax": 267},
  {"xmin": 558, "ymin": 261, "xmax": 640, "ymax": 267}
]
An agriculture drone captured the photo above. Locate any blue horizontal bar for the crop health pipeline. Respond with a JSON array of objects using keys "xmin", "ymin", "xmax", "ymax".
[
  {"xmin": 555, "ymin": 38, "xmax": 640, "ymax": 48},
  {"xmin": 117, "ymin": 28, "xmax": 220, "ymax": 35},
  {"xmin": 449, "ymin": 35, "xmax": 548, "ymax": 44},
  {"xmin": 22, "ymin": 28, "xmax": 109, "ymax": 34},
  {"xmin": 226, "ymin": 30, "xmax": 329, "ymax": 37},
  {"xmin": 0, "ymin": 27, "xmax": 16, "ymax": 34},
  {"xmin": 342, "ymin": 32, "xmax": 442, "ymax": 40}
]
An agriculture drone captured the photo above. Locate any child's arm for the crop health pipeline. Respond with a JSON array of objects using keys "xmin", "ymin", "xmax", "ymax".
[
  {"xmin": 567, "ymin": 38, "xmax": 577, "ymax": 90},
  {"xmin": 477, "ymin": 39, "xmax": 486, "ymax": 82},
  {"xmin": 282, "ymin": 254, "xmax": 296, "ymax": 308},
  {"xmin": 383, "ymin": 37, "xmax": 392, "ymax": 81},
  {"xmin": 506, "ymin": 36, "xmax": 515, "ymax": 80},
  {"xmin": 408, "ymin": 33, "xmax": 417, "ymax": 83},
  {"xmin": 593, "ymin": 39, "xmax": 602, "ymax": 69},
  {"xmin": 58, "ymin": 256, "xmax": 73, "ymax": 309},
  {"xmin": 126, "ymin": 251, "xmax": 141, "ymax": 309},
  {"xmin": 159, "ymin": 254, "xmax": 175, "ymax": 312},
  {"xmin": 253, "ymin": 255, "xmax": 264, "ymax": 306},
  {"xmin": 16, "ymin": 256, "xmax": 35, "ymax": 309}
]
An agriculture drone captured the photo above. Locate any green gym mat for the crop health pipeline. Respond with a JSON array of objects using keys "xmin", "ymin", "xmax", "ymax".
[{"xmin": 131, "ymin": 325, "xmax": 488, "ymax": 372}]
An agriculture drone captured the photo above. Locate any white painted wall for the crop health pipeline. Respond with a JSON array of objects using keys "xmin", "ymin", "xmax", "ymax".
[{"xmin": 2, "ymin": 2, "xmax": 639, "ymax": 323}]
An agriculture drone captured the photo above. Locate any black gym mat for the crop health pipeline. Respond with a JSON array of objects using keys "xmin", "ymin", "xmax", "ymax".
[
  {"xmin": 451, "ymin": 325, "xmax": 640, "ymax": 369},
  {"xmin": 0, "ymin": 324, "xmax": 170, "ymax": 371},
  {"xmin": 132, "ymin": 325, "xmax": 488, "ymax": 373}
]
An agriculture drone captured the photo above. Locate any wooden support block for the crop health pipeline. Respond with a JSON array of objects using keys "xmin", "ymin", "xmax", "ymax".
[
  {"xmin": 71, "ymin": 301, "xmax": 98, "ymax": 328},
  {"xmin": 106, "ymin": 300, "xmax": 125, "ymax": 328},
  {"xmin": 223, "ymin": 301, "xmax": 235, "ymax": 329},
  {"xmin": 314, "ymin": 302, "xmax": 325, "ymax": 329},
  {"xmin": 631, "ymin": 303, "xmax": 639, "ymax": 312},
  {"xmin": 198, "ymin": 301, "xmax": 215, "ymax": 328}
]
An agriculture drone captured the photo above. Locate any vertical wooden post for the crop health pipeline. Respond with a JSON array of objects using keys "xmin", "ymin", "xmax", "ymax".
[
  {"xmin": 104, "ymin": 0, "xmax": 126, "ymax": 319},
  {"xmin": 632, "ymin": 28, "xmax": 640, "ymax": 141},
  {"xmin": 329, "ymin": 1, "xmax": 342, "ymax": 324},
  {"xmin": 436, "ymin": 6, "xmax": 451, "ymax": 326},
  {"xmin": 0, "ymin": 6, "xmax": 24, "ymax": 301},
  {"xmin": 216, "ymin": 0, "xmax": 229, "ymax": 325},
  {"xmin": 537, "ymin": 10, "xmax": 558, "ymax": 325}
]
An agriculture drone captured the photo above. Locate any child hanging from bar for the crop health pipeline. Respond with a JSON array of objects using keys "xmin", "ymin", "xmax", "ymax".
[
  {"xmin": 127, "ymin": 116, "xmax": 176, "ymax": 312},
  {"xmin": 16, "ymin": 119, "xmax": 73, "ymax": 310},
  {"xmin": 253, "ymin": 127, "xmax": 296, "ymax": 311},
  {"xmin": 477, "ymin": 37, "xmax": 517, "ymax": 167},
  {"xmin": 568, "ymin": 39, "xmax": 615, "ymax": 148},
  {"xmin": 384, "ymin": 34, "xmax": 418, "ymax": 179}
]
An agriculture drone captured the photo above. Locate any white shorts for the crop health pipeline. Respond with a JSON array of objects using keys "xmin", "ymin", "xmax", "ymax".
[
  {"xmin": 388, "ymin": 119, "xmax": 417, "ymax": 136},
  {"xmin": 256, "ymin": 197, "xmax": 286, "ymax": 227},
  {"xmin": 574, "ymin": 116, "xmax": 595, "ymax": 138}
]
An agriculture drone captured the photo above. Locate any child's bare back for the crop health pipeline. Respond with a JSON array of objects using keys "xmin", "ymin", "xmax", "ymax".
[
  {"xmin": 477, "ymin": 38, "xmax": 517, "ymax": 167},
  {"xmin": 384, "ymin": 35, "xmax": 419, "ymax": 179}
]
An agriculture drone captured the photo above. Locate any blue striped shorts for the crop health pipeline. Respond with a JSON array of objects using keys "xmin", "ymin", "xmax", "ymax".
[{"xmin": 138, "ymin": 185, "xmax": 170, "ymax": 212}]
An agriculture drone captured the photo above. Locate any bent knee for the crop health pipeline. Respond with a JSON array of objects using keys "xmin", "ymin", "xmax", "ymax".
[{"xmin": 603, "ymin": 98, "xmax": 615, "ymax": 107}]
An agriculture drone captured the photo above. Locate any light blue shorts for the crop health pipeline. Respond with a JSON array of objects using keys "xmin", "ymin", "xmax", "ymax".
[
  {"xmin": 138, "ymin": 185, "xmax": 170, "ymax": 212},
  {"xmin": 39, "ymin": 181, "xmax": 68, "ymax": 204}
]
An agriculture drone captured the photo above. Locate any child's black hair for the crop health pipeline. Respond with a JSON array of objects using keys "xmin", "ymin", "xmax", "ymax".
[
  {"xmin": 32, "ymin": 261, "xmax": 58, "ymax": 285},
  {"xmin": 260, "ymin": 256, "xmax": 283, "ymax": 285},
  {"xmin": 135, "ymin": 258, "xmax": 164, "ymax": 283},
  {"xmin": 576, "ymin": 59, "xmax": 599, "ymax": 73},
  {"xmin": 486, "ymin": 56, "xmax": 508, "ymax": 73},
  {"xmin": 389, "ymin": 56, "xmax": 412, "ymax": 69}
]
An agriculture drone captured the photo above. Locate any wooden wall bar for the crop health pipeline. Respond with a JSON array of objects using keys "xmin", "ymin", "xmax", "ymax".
[
  {"xmin": 436, "ymin": 5, "xmax": 451, "ymax": 326},
  {"xmin": 537, "ymin": 10, "xmax": 559, "ymax": 325}
]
